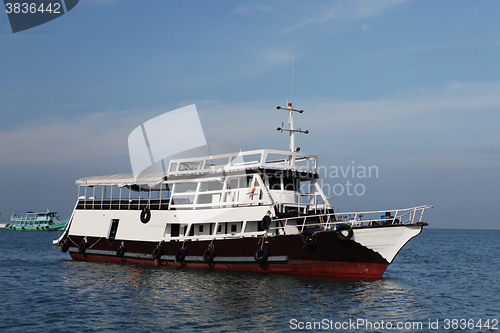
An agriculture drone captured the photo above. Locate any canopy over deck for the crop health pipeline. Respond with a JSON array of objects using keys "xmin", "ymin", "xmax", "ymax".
[{"xmin": 75, "ymin": 172, "xmax": 166, "ymax": 187}]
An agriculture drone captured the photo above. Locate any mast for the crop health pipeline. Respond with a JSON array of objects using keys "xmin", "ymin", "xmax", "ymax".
[
  {"xmin": 276, "ymin": 54, "xmax": 309, "ymax": 152},
  {"xmin": 277, "ymin": 104, "xmax": 308, "ymax": 152}
]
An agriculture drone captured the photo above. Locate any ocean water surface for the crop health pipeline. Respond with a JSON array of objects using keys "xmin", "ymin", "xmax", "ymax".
[{"xmin": 0, "ymin": 228, "xmax": 498, "ymax": 332}]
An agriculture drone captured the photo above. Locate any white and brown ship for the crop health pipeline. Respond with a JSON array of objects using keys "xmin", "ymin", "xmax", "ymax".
[{"xmin": 53, "ymin": 104, "xmax": 431, "ymax": 278}]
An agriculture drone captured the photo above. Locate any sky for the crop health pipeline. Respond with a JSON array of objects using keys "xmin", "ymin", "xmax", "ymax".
[{"xmin": 1, "ymin": 0, "xmax": 499, "ymax": 229}]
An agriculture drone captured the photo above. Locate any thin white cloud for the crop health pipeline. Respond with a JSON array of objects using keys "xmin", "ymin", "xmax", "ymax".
[
  {"xmin": 281, "ymin": 4, "xmax": 342, "ymax": 34},
  {"xmin": 233, "ymin": 3, "xmax": 274, "ymax": 16},
  {"xmin": 281, "ymin": 0, "xmax": 408, "ymax": 34},
  {"xmin": 348, "ymin": 0, "xmax": 409, "ymax": 20}
]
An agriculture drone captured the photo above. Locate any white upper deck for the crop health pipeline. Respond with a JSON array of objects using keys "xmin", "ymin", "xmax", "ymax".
[
  {"xmin": 75, "ymin": 149, "xmax": 318, "ymax": 187},
  {"xmin": 167, "ymin": 149, "xmax": 318, "ymax": 176}
]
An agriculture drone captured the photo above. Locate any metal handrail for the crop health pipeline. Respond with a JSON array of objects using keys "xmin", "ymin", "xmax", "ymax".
[{"xmin": 268, "ymin": 205, "xmax": 433, "ymax": 234}]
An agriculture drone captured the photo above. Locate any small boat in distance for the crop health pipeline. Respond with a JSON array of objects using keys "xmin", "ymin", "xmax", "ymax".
[{"xmin": 9, "ymin": 211, "xmax": 68, "ymax": 231}]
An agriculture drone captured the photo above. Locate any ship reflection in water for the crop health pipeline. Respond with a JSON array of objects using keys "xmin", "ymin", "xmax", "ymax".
[{"xmin": 60, "ymin": 261, "xmax": 425, "ymax": 332}]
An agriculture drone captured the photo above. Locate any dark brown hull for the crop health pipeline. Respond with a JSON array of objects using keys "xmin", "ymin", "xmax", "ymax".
[{"xmin": 65, "ymin": 230, "xmax": 391, "ymax": 278}]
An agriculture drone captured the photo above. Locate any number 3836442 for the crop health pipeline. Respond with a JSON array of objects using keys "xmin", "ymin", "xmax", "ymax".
[{"xmin": 5, "ymin": 2, "xmax": 61, "ymax": 14}]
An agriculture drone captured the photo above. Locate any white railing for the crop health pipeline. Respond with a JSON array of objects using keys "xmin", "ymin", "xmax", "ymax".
[
  {"xmin": 268, "ymin": 205, "xmax": 433, "ymax": 235},
  {"xmin": 167, "ymin": 149, "xmax": 318, "ymax": 176}
]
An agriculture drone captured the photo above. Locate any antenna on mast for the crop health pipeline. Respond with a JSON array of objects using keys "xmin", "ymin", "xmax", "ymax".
[
  {"xmin": 291, "ymin": 53, "xmax": 295, "ymax": 106},
  {"xmin": 276, "ymin": 53, "xmax": 309, "ymax": 152}
]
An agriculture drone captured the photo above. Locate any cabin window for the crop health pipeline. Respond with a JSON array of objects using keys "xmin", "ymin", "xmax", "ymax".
[
  {"xmin": 217, "ymin": 224, "xmax": 222, "ymax": 233},
  {"xmin": 171, "ymin": 224, "xmax": 180, "ymax": 237},
  {"xmin": 227, "ymin": 176, "xmax": 252, "ymax": 189},
  {"xmin": 268, "ymin": 175, "xmax": 281, "ymax": 190},
  {"xmin": 171, "ymin": 195, "xmax": 195, "ymax": 205},
  {"xmin": 230, "ymin": 224, "xmax": 237, "ymax": 233},
  {"xmin": 200, "ymin": 181, "xmax": 223, "ymax": 192},
  {"xmin": 199, "ymin": 225, "xmax": 204, "ymax": 233},
  {"xmin": 108, "ymin": 219, "xmax": 119, "ymax": 243},
  {"xmin": 197, "ymin": 194, "xmax": 213, "ymax": 204},
  {"xmin": 173, "ymin": 182, "xmax": 197, "ymax": 193},
  {"xmin": 283, "ymin": 176, "xmax": 295, "ymax": 191},
  {"xmin": 228, "ymin": 178, "xmax": 239, "ymax": 189}
]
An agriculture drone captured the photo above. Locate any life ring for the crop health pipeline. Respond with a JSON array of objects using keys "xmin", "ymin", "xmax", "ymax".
[
  {"xmin": 259, "ymin": 215, "xmax": 272, "ymax": 230},
  {"xmin": 116, "ymin": 246, "xmax": 126, "ymax": 258},
  {"xmin": 78, "ymin": 239, "xmax": 87, "ymax": 254},
  {"xmin": 61, "ymin": 239, "xmax": 70, "ymax": 253},
  {"xmin": 336, "ymin": 224, "xmax": 353, "ymax": 241},
  {"xmin": 254, "ymin": 246, "xmax": 269, "ymax": 263},
  {"xmin": 203, "ymin": 248, "xmax": 215, "ymax": 262},
  {"xmin": 140, "ymin": 208, "xmax": 151, "ymax": 224},
  {"xmin": 300, "ymin": 229, "xmax": 317, "ymax": 246},
  {"xmin": 175, "ymin": 248, "xmax": 187, "ymax": 262},
  {"xmin": 152, "ymin": 245, "xmax": 163, "ymax": 260}
]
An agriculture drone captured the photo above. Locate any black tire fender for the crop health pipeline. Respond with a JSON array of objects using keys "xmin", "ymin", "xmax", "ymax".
[
  {"xmin": 78, "ymin": 239, "xmax": 87, "ymax": 254},
  {"xmin": 175, "ymin": 248, "xmax": 187, "ymax": 262},
  {"xmin": 259, "ymin": 215, "xmax": 272, "ymax": 230},
  {"xmin": 254, "ymin": 246, "xmax": 269, "ymax": 263},
  {"xmin": 336, "ymin": 224, "xmax": 353, "ymax": 241},
  {"xmin": 116, "ymin": 246, "xmax": 126, "ymax": 258},
  {"xmin": 140, "ymin": 208, "xmax": 151, "ymax": 224},
  {"xmin": 203, "ymin": 249, "xmax": 215, "ymax": 262},
  {"xmin": 61, "ymin": 239, "xmax": 70, "ymax": 253},
  {"xmin": 152, "ymin": 245, "xmax": 163, "ymax": 260},
  {"xmin": 301, "ymin": 229, "xmax": 317, "ymax": 246}
]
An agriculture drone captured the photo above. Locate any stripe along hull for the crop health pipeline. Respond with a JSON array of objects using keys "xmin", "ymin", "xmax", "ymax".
[
  {"xmin": 9, "ymin": 222, "xmax": 68, "ymax": 231},
  {"xmin": 63, "ymin": 224, "xmax": 424, "ymax": 278}
]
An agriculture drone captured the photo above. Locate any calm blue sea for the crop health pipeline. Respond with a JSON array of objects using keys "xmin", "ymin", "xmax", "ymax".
[{"xmin": 0, "ymin": 228, "xmax": 498, "ymax": 332}]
